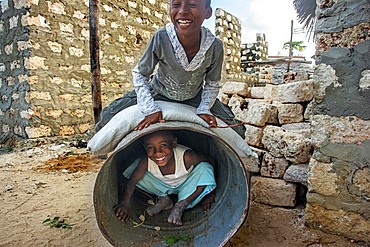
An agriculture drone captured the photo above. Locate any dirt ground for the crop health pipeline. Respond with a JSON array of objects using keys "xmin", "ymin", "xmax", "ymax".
[{"xmin": 0, "ymin": 136, "xmax": 367, "ymax": 247}]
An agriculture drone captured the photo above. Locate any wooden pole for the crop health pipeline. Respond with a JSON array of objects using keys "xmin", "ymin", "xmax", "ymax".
[
  {"xmin": 287, "ymin": 20, "xmax": 294, "ymax": 72},
  {"xmin": 89, "ymin": 0, "xmax": 102, "ymax": 125}
]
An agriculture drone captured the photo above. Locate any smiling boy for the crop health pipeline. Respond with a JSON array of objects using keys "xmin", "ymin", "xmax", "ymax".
[
  {"xmin": 114, "ymin": 130, "xmax": 216, "ymax": 226},
  {"xmin": 133, "ymin": 0, "xmax": 221, "ymax": 130},
  {"xmin": 95, "ymin": 0, "xmax": 246, "ymax": 138}
]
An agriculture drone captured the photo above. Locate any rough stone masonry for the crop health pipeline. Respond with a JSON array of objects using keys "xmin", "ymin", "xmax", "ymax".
[
  {"xmin": 0, "ymin": 0, "xmax": 170, "ymax": 141},
  {"xmin": 0, "ymin": 0, "xmax": 244, "ymax": 141},
  {"xmin": 305, "ymin": 0, "xmax": 370, "ymax": 242}
]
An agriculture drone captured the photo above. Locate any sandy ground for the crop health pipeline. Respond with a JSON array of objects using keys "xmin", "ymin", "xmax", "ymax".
[{"xmin": 0, "ymin": 136, "xmax": 367, "ymax": 247}]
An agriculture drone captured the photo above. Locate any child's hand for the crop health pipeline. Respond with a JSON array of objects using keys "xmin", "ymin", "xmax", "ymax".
[
  {"xmin": 198, "ymin": 114, "xmax": 218, "ymax": 128},
  {"xmin": 135, "ymin": 111, "xmax": 165, "ymax": 130},
  {"xmin": 202, "ymin": 192, "xmax": 215, "ymax": 212},
  {"xmin": 113, "ymin": 203, "xmax": 130, "ymax": 221}
]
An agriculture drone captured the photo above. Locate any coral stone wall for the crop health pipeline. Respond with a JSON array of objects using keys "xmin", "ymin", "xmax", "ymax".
[
  {"xmin": 240, "ymin": 33, "xmax": 269, "ymax": 85},
  {"xmin": 305, "ymin": 0, "xmax": 370, "ymax": 242},
  {"xmin": 0, "ymin": 0, "xmax": 169, "ymax": 141},
  {"xmin": 214, "ymin": 8, "xmax": 245, "ymax": 82},
  {"xmin": 219, "ymin": 74, "xmax": 314, "ymax": 208},
  {"xmin": 0, "ymin": 0, "xmax": 30, "ymax": 142}
]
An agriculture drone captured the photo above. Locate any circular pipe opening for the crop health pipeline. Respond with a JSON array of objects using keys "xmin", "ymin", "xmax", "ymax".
[{"xmin": 94, "ymin": 122, "xmax": 249, "ymax": 246}]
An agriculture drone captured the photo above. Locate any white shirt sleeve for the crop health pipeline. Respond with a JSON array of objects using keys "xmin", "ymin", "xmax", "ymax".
[
  {"xmin": 132, "ymin": 65, "xmax": 161, "ymax": 115},
  {"xmin": 197, "ymin": 79, "xmax": 220, "ymax": 115}
]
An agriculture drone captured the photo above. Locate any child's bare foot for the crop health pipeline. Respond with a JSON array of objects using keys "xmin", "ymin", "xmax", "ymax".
[
  {"xmin": 167, "ymin": 200, "xmax": 187, "ymax": 225},
  {"xmin": 146, "ymin": 196, "xmax": 173, "ymax": 216}
]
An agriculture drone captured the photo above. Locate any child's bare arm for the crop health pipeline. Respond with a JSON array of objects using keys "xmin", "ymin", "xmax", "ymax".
[
  {"xmin": 114, "ymin": 158, "xmax": 147, "ymax": 221},
  {"xmin": 183, "ymin": 150, "xmax": 214, "ymax": 169}
]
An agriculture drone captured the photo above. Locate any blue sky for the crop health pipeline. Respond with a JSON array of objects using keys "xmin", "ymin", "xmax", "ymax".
[{"xmin": 203, "ymin": 0, "xmax": 315, "ymax": 60}]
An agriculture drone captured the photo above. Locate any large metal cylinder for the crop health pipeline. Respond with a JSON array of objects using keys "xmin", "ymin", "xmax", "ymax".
[{"xmin": 94, "ymin": 122, "xmax": 249, "ymax": 246}]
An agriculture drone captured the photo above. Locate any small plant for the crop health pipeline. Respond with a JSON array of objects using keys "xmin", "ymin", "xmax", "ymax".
[
  {"xmin": 282, "ymin": 40, "xmax": 307, "ymax": 55},
  {"xmin": 42, "ymin": 216, "xmax": 73, "ymax": 229},
  {"xmin": 164, "ymin": 234, "xmax": 191, "ymax": 245}
]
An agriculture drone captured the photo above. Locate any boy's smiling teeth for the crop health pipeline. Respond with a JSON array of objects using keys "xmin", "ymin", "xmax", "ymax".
[
  {"xmin": 156, "ymin": 156, "xmax": 166, "ymax": 161},
  {"xmin": 178, "ymin": 19, "xmax": 192, "ymax": 25}
]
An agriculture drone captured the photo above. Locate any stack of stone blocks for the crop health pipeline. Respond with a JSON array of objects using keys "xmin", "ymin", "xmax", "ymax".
[
  {"xmin": 271, "ymin": 62, "xmax": 313, "ymax": 85},
  {"xmin": 219, "ymin": 75, "xmax": 314, "ymax": 208},
  {"xmin": 240, "ymin": 33, "xmax": 270, "ymax": 86},
  {"xmin": 214, "ymin": 8, "xmax": 246, "ymax": 82},
  {"xmin": 0, "ymin": 0, "xmax": 169, "ymax": 141}
]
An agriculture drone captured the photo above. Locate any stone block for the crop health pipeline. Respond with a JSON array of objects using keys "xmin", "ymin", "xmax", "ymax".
[
  {"xmin": 281, "ymin": 123, "xmax": 311, "ymax": 138},
  {"xmin": 244, "ymin": 124, "xmax": 264, "ymax": 147},
  {"xmin": 59, "ymin": 125, "xmax": 75, "ymax": 136},
  {"xmin": 29, "ymin": 56, "xmax": 48, "ymax": 69},
  {"xmin": 304, "ymin": 100, "xmax": 315, "ymax": 121},
  {"xmin": 250, "ymin": 86, "xmax": 265, "ymax": 99},
  {"xmin": 251, "ymin": 176, "xmax": 297, "ymax": 207},
  {"xmin": 351, "ymin": 167, "xmax": 370, "ymax": 197},
  {"xmin": 46, "ymin": 109, "xmax": 63, "ymax": 118},
  {"xmin": 359, "ymin": 69, "xmax": 370, "ymax": 91},
  {"xmin": 1, "ymin": 0, "xmax": 10, "ymax": 12},
  {"xmin": 264, "ymin": 84, "xmax": 278, "ymax": 101},
  {"xmin": 228, "ymin": 95, "xmax": 247, "ymax": 121},
  {"xmin": 283, "ymin": 164, "xmax": 308, "ymax": 186},
  {"xmin": 245, "ymin": 103, "xmax": 277, "ymax": 127},
  {"xmin": 79, "ymin": 123, "xmax": 91, "ymax": 134},
  {"xmin": 221, "ymin": 81, "xmax": 250, "ymax": 97},
  {"xmin": 283, "ymin": 71, "xmax": 310, "ymax": 83},
  {"xmin": 262, "ymin": 126, "xmax": 313, "ymax": 164},
  {"xmin": 240, "ymin": 155, "xmax": 260, "ymax": 173},
  {"xmin": 311, "ymin": 115, "xmax": 370, "ymax": 148},
  {"xmin": 47, "ymin": 2, "xmax": 66, "ymax": 15},
  {"xmin": 265, "ymin": 81, "xmax": 314, "ymax": 103},
  {"xmin": 277, "ymin": 80, "xmax": 314, "ymax": 103},
  {"xmin": 25, "ymin": 125, "xmax": 52, "ymax": 138},
  {"xmin": 261, "ymin": 152, "xmax": 289, "ymax": 178},
  {"xmin": 307, "ymin": 158, "xmax": 339, "ymax": 196},
  {"xmin": 28, "ymin": 91, "xmax": 52, "ymax": 101},
  {"xmin": 262, "ymin": 126, "xmax": 285, "ymax": 158},
  {"xmin": 314, "ymin": 64, "xmax": 339, "ymax": 103},
  {"xmin": 277, "ymin": 103, "xmax": 304, "ymax": 124}
]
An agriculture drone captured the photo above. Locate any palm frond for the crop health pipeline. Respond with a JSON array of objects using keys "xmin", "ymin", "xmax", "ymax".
[{"xmin": 292, "ymin": 0, "xmax": 317, "ymax": 40}]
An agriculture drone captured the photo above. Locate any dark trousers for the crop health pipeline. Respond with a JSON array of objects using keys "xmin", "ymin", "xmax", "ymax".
[{"xmin": 95, "ymin": 90, "xmax": 245, "ymax": 138}]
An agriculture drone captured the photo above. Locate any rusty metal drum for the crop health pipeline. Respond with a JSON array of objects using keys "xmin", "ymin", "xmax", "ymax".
[{"xmin": 93, "ymin": 121, "xmax": 250, "ymax": 246}]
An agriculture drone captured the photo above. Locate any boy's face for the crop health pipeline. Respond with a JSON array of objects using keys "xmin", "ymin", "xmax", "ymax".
[
  {"xmin": 143, "ymin": 131, "xmax": 177, "ymax": 167},
  {"xmin": 170, "ymin": 0, "xmax": 212, "ymax": 37}
]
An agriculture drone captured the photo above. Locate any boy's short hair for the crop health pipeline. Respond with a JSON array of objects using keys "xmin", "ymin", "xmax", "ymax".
[
  {"xmin": 143, "ymin": 130, "xmax": 174, "ymax": 144},
  {"xmin": 169, "ymin": 0, "xmax": 211, "ymax": 8}
]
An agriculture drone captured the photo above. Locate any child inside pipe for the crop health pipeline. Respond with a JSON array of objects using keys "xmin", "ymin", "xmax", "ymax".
[{"xmin": 114, "ymin": 130, "xmax": 216, "ymax": 226}]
